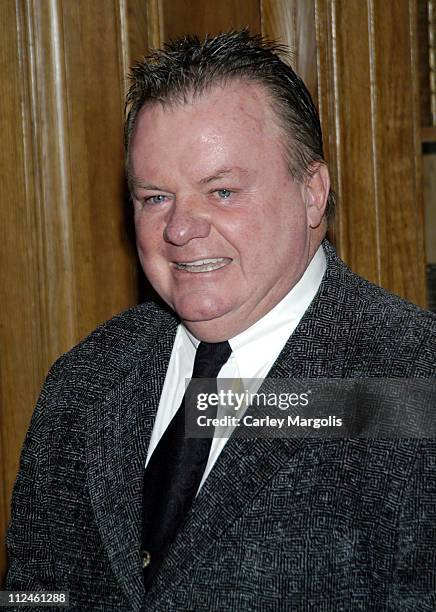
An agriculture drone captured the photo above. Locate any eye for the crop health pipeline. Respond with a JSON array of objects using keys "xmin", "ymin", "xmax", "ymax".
[
  {"xmin": 215, "ymin": 189, "xmax": 233, "ymax": 199},
  {"xmin": 144, "ymin": 194, "xmax": 168, "ymax": 205}
]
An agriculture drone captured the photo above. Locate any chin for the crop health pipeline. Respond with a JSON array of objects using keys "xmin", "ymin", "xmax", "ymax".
[{"xmin": 173, "ymin": 294, "xmax": 233, "ymax": 325}]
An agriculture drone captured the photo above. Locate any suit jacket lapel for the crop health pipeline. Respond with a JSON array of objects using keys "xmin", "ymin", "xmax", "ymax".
[{"xmin": 86, "ymin": 317, "xmax": 178, "ymax": 611}]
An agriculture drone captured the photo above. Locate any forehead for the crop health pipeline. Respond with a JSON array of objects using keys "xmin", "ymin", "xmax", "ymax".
[
  {"xmin": 129, "ymin": 81, "xmax": 286, "ymax": 176},
  {"xmin": 134, "ymin": 81, "xmax": 284, "ymax": 142},
  {"xmin": 142, "ymin": 78, "xmax": 276, "ymax": 123}
]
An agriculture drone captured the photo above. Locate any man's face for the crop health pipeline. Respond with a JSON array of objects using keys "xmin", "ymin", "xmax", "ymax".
[{"xmin": 129, "ymin": 81, "xmax": 326, "ymax": 341}]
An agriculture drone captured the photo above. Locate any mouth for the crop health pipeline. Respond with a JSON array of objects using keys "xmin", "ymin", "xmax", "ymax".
[{"xmin": 174, "ymin": 257, "xmax": 232, "ymax": 273}]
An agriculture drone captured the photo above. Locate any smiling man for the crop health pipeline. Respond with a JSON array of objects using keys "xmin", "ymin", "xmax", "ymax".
[
  {"xmin": 6, "ymin": 31, "xmax": 436, "ymax": 611},
  {"xmin": 129, "ymin": 79, "xmax": 328, "ymax": 341}
]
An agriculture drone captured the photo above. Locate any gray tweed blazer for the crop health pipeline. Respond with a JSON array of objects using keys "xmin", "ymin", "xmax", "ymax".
[{"xmin": 6, "ymin": 241, "xmax": 436, "ymax": 611}]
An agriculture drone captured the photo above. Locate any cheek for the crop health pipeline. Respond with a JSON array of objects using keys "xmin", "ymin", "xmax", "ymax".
[
  {"xmin": 135, "ymin": 234, "xmax": 172, "ymax": 301},
  {"xmin": 265, "ymin": 210, "xmax": 308, "ymax": 263},
  {"xmin": 135, "ymin": 215, "xmax": 161, "ymax": 257},
  {"xmin": 134, "ymin": 214, "xmax": 146, "ymax": 249},
  {"xmin": 224, "ymin": 209, "xmax": 280, "ymax": 269},
  {"xmin": 277, "ymin": 200, "xmax": 308, "ymax": 237},
  {"xmin": 135, "ymin": 229, "xmax": 166, "ymax": 283}
]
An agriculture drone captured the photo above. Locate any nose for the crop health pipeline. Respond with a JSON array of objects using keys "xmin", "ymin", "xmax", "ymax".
[{"xmin": 163, "ymin": 200, "xmax": 210, "ymax": 246}]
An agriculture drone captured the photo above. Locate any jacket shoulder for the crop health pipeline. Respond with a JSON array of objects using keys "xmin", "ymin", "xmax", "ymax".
[
  {"xmin": 322, "ymin": 244, "xmax": 435, "ymax": 374},
  {"xmin": 40, "ymin": 301, "xmax": 178, "ymax": 408}
]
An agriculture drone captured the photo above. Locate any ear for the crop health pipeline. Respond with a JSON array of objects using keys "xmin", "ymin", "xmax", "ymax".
[{"xmin": 302, "ymin": 163, "xmax": 330, "ymax": 229}]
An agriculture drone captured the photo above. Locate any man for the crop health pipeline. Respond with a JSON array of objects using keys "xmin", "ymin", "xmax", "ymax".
[{"xmin": 6, "ymin": 31, "xmax": 436, "ymax": 611}]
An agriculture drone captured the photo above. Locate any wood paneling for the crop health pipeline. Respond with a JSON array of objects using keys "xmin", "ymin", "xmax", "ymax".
[
  {"xmin": 262, "ymin": 0, "xmax": 318, "ymax": 105},
  {"xmin": 59, "ymin": 0, "xmax": 138, "ymax": 339},
  {"xmin": 418, "ymin": 0, "xmax": 432, "ymax": 126},
  {"xmin": 317, "ymin": 0, "xmax": 381, "ymax": 277},
  {"xmin": 120, "ymin": 0, "xmax": 152, "ymax": 79},
  {"xmin": 429, "ymin": 0, "xmax": 436, "ymax": 124},
  {"xmin": 422, "ymin": 125, "xmax": 436, "ymax": 139},
  {"xmin": 0, "ymin": 0, "xmax": 148, "ymax": 583},
  {"xmin": 314, "ymin": 0, "xmax": 426, "ymax": 306},
  {"xmin": 161, "ymin": 0, "xmax": 261, "ymax": 39},
  {"xmin": 423, "ymin": 151, "xmax": 436, "ymax": 262},
  {"xmin": 372, "ymin": 0, "xmax": 425, "ymax": 303},
  {"xmin": 145, "ymin": 0, "xmax": 164, "ymax": 49},
  {"xmin": 0, "ymin": 0, "xmax": 46, "ymax": 582}
]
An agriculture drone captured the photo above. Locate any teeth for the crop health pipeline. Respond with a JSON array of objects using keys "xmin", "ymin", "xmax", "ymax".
[{"xmin": 175, "ymin": 258, "xmax": 231, "ymax": 273}]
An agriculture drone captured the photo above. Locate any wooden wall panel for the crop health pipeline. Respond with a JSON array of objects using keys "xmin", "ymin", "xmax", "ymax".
[
  {"xmin": 60, "ymin": 0, "xmax": 139, "ymax": 340},
  {"xmin": 423, "ymin": 151, "xmax": 436, "ymax": 262},
  {"xmin": 0, "ymin": 0, "xmax": 149, "ymax": 583},
  {"xmin": 0, "ymin": 0, "xmax": 47, "ymax": 582},
  {"xmin": 371, "ymin": 0, "xmax": 426, "ymax": 302},
  {"xmin": 315, "ymin": 0, "xmax": 426, "ymax": 306},
  {"xmin": 119, "ymin": 0, "xmax": 151, "ymax": 77},
  {"xmin": 161, "ymin": 0, "xmax": 261, "ymax": 39},
  {"xmin": 317, "ymin": 0, "xmax": 381, "ymax": 278},
  {"xmin": 262, "ymin": 0, "xmax": 318, "ymax": 105},
  {"xmin": 418, "ymin": 0, "xmax": 432, "ymax": 127}
]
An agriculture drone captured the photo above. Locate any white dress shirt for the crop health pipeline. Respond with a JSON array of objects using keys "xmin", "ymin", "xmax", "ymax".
[{"xmin": 145, "ymin": 246, "xmax": 327, "ymax": 489}]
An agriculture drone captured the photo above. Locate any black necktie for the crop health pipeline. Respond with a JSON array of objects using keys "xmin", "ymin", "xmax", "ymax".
[{"xmin": 142, "ymin": 340, "xmax": 232, "ymax": 588}]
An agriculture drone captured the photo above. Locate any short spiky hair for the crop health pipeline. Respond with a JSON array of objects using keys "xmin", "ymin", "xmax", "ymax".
[{"xmin": 125, "ymin": 30, "xmax": 335, "ymax": 218}]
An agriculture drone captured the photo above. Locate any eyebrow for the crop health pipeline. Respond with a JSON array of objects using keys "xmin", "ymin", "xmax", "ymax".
[
  {"xmin": 128, "ymin": 166, "xmax": 250, "ymax": 192},
  {"xmin": 198, "ymin": 166, "xmax": 250, "ymax": 185},
  {"xmin": 127, "ymin": 175, "xmax": 164, "ymax": 192}
]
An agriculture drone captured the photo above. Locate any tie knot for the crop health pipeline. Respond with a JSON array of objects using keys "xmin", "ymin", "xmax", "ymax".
[{"xmin": 192, "ymin": 341, "xmax": 232, "ymax": 378}]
